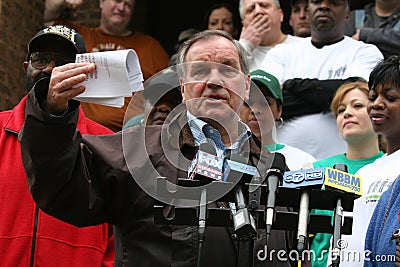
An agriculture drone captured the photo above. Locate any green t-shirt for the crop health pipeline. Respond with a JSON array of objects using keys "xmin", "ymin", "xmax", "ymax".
[
  {"xmin": 123, "ymin": 113, "xmax": 144, "ymax": 129},
  {"xmin": 310, "ymin": 152, "xmax": 384, "ymax": 267}
]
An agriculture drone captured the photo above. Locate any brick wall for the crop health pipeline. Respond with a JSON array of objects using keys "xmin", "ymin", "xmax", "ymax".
[
  {"xmin": 0, "ymin": 0, "xmax": 44, "ymax": 110},
  {"xmin": 0, "ymin": 0, "xmax": 146, "ymax": 111}
]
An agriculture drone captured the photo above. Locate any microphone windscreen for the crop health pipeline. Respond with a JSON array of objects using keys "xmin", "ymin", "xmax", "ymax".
[
  {"xmin": 199, "ymin": 141, "xmax": 217, "ymax": 156},
  {"xmin": 270, "ymin": 152, "xmax": 286, "ymax": 172},
  {"xmin": 333, "ymin": 163, "xmax": 348, "ymax": 172},
  {"xmin": 229, "ymin": 154, "xmax": 247, "ymax": 164}
]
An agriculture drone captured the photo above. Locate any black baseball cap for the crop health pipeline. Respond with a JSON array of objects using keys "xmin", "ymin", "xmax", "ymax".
[
  {"xmin": 143, "ymin": 71, "xmax": 182, "ymax": 103},
  {"xmin": 28, "ymin": 25, "xmax": 86, "ymax": 55}
]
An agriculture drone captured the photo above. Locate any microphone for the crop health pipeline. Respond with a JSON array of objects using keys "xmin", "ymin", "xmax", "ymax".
[
  {"xmin": 282, "ymin": 166, "xmax": 362, "ymax": 196},
  {"xmin": 264, "ymin": 152, "xmax": 286, "ymax": 247},
  {"xmin": 331, "ymin": 164, "xmax": 347, "ymax": 267},
  {"xmin": 282, "ymin": 165, "xmax": 362, "ymax": 255},
  {"xmin": 188, "ymin": 141, "xmax": 224, "ymax": 183},
  {"xmin": 284, "ymin": 166, "xmax": 326, "ymax": 253},
  {"xmin": 223, "ymin": 154, "xmax": 259, "ymax": 240},
  {"xmin": 187, "ymin": 141, "xmax": 224, "ymax": 267}
]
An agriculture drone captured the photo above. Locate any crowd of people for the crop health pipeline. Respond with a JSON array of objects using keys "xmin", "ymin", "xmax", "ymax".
[{"xmin": 0, "ymin": 0, "xmax": 399, "ymax": 266}]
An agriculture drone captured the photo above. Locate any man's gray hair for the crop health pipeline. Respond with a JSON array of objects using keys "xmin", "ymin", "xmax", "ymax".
[
  {"xmin": 176, "ymin": 30, "xmax": 249, "ymax": 76},
  {"xmin": 238, "ymin": 0, "xmax": 281, "ymax": 19}
]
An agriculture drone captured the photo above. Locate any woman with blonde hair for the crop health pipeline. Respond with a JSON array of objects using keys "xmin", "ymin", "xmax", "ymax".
[{"xmin": 310, "ymin": 80, "xmax": 385, "ymax": 267}]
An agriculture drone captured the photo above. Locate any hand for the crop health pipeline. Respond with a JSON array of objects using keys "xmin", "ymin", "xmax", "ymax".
[
  {"xmin": 46, "ymin": 62, "xmax": 95, "ymax": 115},
  {"xmin": 65, "ymin": 0, "xmax": 83, "ymax": 17},
  {"xmin": 352, "ymin": 29, "xmax": 360, "ymax": 40},
  {"xmin": 240, "ymin": 13, "xmax": 269, "ymax": 48}
]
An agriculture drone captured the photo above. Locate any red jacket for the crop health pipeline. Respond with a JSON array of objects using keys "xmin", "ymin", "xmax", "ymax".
[{"xmin": 0, "ymin": 96, "xmax": 114, "ymax": 267}]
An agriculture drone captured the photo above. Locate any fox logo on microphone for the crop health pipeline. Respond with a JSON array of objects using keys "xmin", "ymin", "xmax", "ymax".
[{"xmin": 188, "ymin": 151, "xmax": 224, "ymax": 181}]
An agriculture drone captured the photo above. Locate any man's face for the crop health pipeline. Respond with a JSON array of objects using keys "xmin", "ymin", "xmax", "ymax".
[
  {"xmin": 308, "ymin": 0, "xmax": 349, "ymax": 42},
  {"xmin": 241, "ymin": 0, "xmax": 283, "ymax": 34},
  {"xmin": 180, "ymin": 37, "xmax": 250, "ymax": 127},
  {"xmin": 24, "ymin": 42, "xmax": 75, "ymax": 91},
  {"xmin": 289, "ymin": 0, "xmax": 311, "ymax": 37},
  {"xmin": 100, "ymin": 0, "xmax": 134, "ymax": 28},
  {"xmin": 240, "ymin": 85, "xmax": 280, "ymax": 141},
  {"xmin": 143, "ymin": 92, "xmax": 182, "ymax": 125}
]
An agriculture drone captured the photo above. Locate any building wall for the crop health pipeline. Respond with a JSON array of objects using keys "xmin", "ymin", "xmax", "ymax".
[
  {"xmin": 0, "ymin": 0, "xmax": 146, "ymax": 111},
  {"xmin": 0, "ymin": 0, "xmax": 44, "ymax": 110}
]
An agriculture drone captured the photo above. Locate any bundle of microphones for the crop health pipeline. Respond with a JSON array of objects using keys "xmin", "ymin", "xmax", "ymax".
[
  {"xmin": 187, "ymin": 140, "xmax": 286, "ymax": 244},
  {"xmin": 188, "ymin": 140, "xmax": 362, "ymax": 266}
]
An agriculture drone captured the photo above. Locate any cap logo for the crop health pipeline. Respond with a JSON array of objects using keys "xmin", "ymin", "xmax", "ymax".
[
  {"xmin": 43, "ymin": 25, "xmax": 77, "ymax": 45},
  {"xmin": 251, "ymin": 74, "xmax": 271, "ymax": 82}
]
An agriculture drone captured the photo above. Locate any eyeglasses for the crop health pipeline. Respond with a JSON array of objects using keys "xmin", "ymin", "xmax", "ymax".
[{"xmin": 29, "ymin": 52, "xmax": 75, "ymax": 70}]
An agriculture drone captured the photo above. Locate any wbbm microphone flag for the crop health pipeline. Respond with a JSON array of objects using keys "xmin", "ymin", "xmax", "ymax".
[{"xmin": 283, "ymin": 167, "xmax": 362, "ymax": 196}]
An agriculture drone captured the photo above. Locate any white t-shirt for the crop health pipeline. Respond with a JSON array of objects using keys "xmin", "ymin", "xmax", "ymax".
[
  {"xmin": 267, "ymin": 143, "xmax": 316, "ymax": 171},
  {"xmin": 261, "ymin": 36, "xmax": 383, "ymax": 160},
  {"xmin": 249, "ymin": 35, "xmax": 302, "ymax": 71},
  {"xmin": 339, "ymin": 149, "xmax": 400, "ymax": 266}
]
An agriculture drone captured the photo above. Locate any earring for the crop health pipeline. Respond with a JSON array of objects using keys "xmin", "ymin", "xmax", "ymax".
[{"xmin": 276, "ymin": 117, "xmax": 284, "ymax": 128}]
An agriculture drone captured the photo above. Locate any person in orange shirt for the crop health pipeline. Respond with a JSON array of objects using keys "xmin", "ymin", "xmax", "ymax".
[{"xmin": 44, "ymin": 0, "xmax": 170, "ymax": 132}]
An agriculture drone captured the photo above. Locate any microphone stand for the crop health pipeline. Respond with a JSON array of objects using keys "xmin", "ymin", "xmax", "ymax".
[
  {"xmin": 197, "ymin": 188, "xmax": 207, "ymax": 267},
  {"xmin": 248, "ymin": 174, "xmax": 262, "ymax": 267},
  {"xmin": 331, "ymin": 164, "xmax": 347, "ymax": 267},
  {"xmin": 331, "ymin": 198, "xmax": 342, "ymax": 267}
]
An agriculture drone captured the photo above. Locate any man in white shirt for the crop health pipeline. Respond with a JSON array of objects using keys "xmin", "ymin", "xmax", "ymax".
[
  {"xmin": 260, "ymin": 0, "xmax": 383, "ymax": 160},
  {"xmin": 238, "ymin": 0, "xmax": 302, "ymax": 71}
]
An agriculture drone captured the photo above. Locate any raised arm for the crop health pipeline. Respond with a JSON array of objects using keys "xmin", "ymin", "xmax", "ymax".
[{"xmin": 44, "ymin": 0, "xmax": 83, "ymax": 24}]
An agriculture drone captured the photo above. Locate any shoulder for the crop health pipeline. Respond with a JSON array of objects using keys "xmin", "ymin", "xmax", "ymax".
[
  {"xmin": 132, "ymin": 31, "xmax": 163, "ymax": 45},
  {"xmin": 268, "ymin": 37, "xmax": 309, "ymax": 57},
  {"xmin": 342, "ymin": 36, "xmax": 382, "ymax": 53},
  {"xmin": 283, "ymin": 145, "xmax": 315, "ymax": 159},
  {"xmin": 0, "ymin": 110, "xmax": 12, "ymax": 126},
  {"xmin": 313, "ymin": 154, "xmax": 344, "ymax": 168},
  {"xmin": 77, "ymin": 109, "xmax": 114, "ymax": 135}
]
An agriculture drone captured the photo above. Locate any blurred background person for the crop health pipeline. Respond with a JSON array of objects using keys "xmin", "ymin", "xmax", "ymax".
[
  {"xmin": 345, "ymin": 0, "xmax": 400, "ymax": 59},
  {"xmin": 289, "ymin": 0, "xmax": 311, "ymax": 37},
  {"xmin": 169, "ymin": 28, "xmax": 200, "ymax": 66},
  {"xmin": 238, "ymin": 0, "xmax": 302, "ymax": 70},
  {"xmin": 261, "ymin": 0, "xmax": 383, "ymax": 160},
  {"xmin": 123, "ymin": 70, "xmax": 182, "ymax": 127},
  {"xmin": 240, "ymin": 69, "xmax": 316, "ymax": 170},
  {"xmin": 203, "ymin": 1, "xmax": 242, "ymax": 39},
  {"xmin": 309, "ymin": 80, "xmax": 384, "ymax": 267},
  {"xmin": 44, "ymin": 0, "xmax": 170, "ymax": 132}
]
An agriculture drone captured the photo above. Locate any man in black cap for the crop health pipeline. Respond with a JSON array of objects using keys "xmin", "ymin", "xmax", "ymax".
[
  {"xmin": 0, "ymin": 25, "xmax": 115, "ymax": 266},
  {"xmin": 123, "ymin": 70, "xmax": 183, "ymax": 127}
]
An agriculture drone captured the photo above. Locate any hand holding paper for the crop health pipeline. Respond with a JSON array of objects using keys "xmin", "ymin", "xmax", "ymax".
[{"xmin": 74, "ymin": 49, "xmax": 144, "ymax": 107}]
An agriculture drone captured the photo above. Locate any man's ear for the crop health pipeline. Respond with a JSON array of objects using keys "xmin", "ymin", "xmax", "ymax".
[
  {"xmin": 277, "ymin": 104, "xmax": 283, "ymax": 120},
  {"xmin": 279, "ymin": 8, "xmax": 284, "ymax": 23},
  {"xmin": 345, "ymin": 10, "xmax": 351, "ymax": 22},
  {"xmin": 180, "ymin": 79, "xmax": 186, "ymax": 103},
  {"xmin": 244, "ymin": 74, "xmax": 251, "ymax": 101}
]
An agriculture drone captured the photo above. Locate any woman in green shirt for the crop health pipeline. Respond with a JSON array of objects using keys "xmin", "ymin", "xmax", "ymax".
[{"xmin": 310, "ymin": 81, "xmax": 385, "ymax": 267}]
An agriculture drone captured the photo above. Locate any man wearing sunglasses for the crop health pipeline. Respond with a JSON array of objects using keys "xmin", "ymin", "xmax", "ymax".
[{"xmin": 0, "ymin": 25, "xmax": 115, "ymax": 266}]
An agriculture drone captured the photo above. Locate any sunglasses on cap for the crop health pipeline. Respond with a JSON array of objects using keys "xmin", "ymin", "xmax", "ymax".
[{"xmin": 29, "ymin": 52, "xmax": 75, "ymax": 70}]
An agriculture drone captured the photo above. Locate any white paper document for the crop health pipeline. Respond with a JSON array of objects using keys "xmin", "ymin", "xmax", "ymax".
[{"xmin": 74, "ymin": 49, "xmax": 144, "ymax": 107}]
